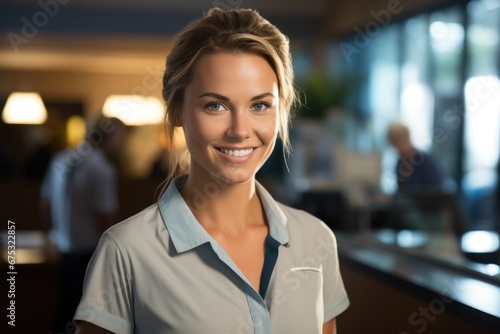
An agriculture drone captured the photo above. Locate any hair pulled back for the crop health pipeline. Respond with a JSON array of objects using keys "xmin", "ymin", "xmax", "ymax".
[{"xmin": 162, "ymin": 8, "xmax": 296, "ymax": 184}]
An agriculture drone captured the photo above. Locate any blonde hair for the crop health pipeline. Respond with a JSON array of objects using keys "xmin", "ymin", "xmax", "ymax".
[{"xmin": 161, "ymin": 7, "xmax": 297, "ymax": 186}]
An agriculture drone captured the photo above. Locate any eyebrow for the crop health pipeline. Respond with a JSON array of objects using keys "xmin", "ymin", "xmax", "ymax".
[{"xmin": 196, "ymin": 92, "xmax": 276, "ymax": 101}]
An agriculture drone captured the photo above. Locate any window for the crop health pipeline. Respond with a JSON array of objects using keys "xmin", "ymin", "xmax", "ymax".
[{"xmin": 459, "ymin": 0, "xmax": 500, "ymax": 231}]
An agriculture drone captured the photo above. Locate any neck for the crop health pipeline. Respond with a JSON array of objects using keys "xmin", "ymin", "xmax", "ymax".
[
  {"xmin": 180, "ymin": 172, "xmax": 265, "ymax": 235},
  {"xmin": 402, "ymin": 147, "xmax": 417, "ymax": 160}
]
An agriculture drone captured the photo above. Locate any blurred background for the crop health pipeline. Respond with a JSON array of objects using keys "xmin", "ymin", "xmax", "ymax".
[{"xmin": 1, "ymin": 0, "xmax": 499, "ymax": 333}]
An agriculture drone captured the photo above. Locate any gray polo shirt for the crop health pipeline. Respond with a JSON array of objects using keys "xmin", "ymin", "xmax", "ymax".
[{"xmin": 74, "ymin": 176, "xmax": 349, "ymax": 333}]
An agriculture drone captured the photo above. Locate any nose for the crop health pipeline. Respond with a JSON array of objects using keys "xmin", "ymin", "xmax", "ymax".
[{"xmin": 226, "ymin": 109, "xmax": 250, "ymax": 140}]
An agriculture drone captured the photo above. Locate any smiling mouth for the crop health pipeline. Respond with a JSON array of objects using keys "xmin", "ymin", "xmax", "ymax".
[{"xmin": 216, "ymin": 147, "xmax": 254, "ymax": 157}]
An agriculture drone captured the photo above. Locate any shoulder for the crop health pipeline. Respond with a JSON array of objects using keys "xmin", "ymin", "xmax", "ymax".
[
  {"xmin": 83, "ymin": 150, "xmax": 115, "ymax": 176},
  {"xmin": 101, "ymin": 203, "xmax": 163, "ymax": 249},
  {"xmin": 53, "ymin": 150, "xmax": 69, "ymax": 162},
  {"xmin": 278, "ymin": 202, "xmax": 322, "ymax": 225},
  {"xmin": 418, "ymin": 151, "xmax": 437, "ymax": 165},
  {"xmin": 43, "ymin": 150, "xmax": 71, "ymax": 181},
  {"xmin": 277, "ymin": 202, "xmax": 337, "ymax": 245},
  {"xmin": 47, "ymin": 150, "xmax": 70, "ymax": 169},
  {"xmin": 419, "ymin": 152, "xmax": 443, "ymax": 172},
  {"xmin": 257, "ymin": 182, "xmax": 334, "ymax": 241},
  {"xmin": 275, "ymin": 202, "xmax": 342, "ymax": 272}
]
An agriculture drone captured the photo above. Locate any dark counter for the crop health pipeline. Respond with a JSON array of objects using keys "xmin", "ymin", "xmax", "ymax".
[{"xmin": 336, "ymin": 231, "xmax": 500, "ymax": 333}]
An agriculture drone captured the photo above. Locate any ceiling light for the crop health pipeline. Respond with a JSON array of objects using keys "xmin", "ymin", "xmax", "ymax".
[
  {"xmin": 2, "ymin": 92, "xmax": 48, "ymax": 124},
  {"xmin": 102, "ymin": 95, "xmax": 163, "ymax": 126}
]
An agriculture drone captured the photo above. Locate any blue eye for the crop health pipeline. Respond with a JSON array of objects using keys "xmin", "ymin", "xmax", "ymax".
[
  {"xmin": 253, "ymin": 102, "xmax": 270, "ymax": 111},
  {"xmin": 206, "ymin": 103, "xmax": 225, "ymax": 112}
]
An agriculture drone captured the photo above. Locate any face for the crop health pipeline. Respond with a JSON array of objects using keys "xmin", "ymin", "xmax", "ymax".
[{"xmin": 179, "ymin": 52, "xmax": 280, "ymax": 186}]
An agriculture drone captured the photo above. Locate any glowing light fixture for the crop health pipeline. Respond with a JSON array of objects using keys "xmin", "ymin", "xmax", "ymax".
[
  {"xmin": 2, "ymin": 92, "xmax": 48, "ymax": 124},
  {"xmin": 461, "ymin": 230, "xmax": 499, "ymax": 253},
  {"xmin": 102, "ymin": 95, "xmax": 163, "ymax": 126},
  {"xmin": 66, "ymin": 115, "xmax": 86, "ymax": 147}
]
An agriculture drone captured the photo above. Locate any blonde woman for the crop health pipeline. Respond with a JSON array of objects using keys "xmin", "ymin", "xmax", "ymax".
[{"xmin": 75, "ymin": 8, "xmax": 349, "ymax": 334}]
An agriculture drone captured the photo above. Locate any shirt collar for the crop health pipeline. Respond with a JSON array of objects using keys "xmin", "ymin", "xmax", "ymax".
[{"xmin": 158, "ymin": 175, "xmax": 289, "ymax": 254}]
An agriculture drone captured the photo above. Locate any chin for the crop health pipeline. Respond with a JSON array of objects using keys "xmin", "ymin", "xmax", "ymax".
[{"xmin": 209, "ymin": 169, "xmax": 256, "ymax": 186}]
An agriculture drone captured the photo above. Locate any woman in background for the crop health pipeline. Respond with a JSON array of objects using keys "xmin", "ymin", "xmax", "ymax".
[{"xmin": 75, "ymin": 8, "xmax": 349, "ymax": 334}]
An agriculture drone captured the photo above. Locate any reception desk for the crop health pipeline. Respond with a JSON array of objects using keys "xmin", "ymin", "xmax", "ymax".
[{"xmin": 336, "ymin": 231, "xmax": 500, "ymax": 333}]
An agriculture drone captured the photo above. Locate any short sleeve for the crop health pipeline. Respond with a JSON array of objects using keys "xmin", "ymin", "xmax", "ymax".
[
  {"xmin": 322, "ymin": 229, "xmax": 350, "ymax": 322},
  {"xmin": 74, "ymin": 234, "xmax": 133, "ymax": 333}
]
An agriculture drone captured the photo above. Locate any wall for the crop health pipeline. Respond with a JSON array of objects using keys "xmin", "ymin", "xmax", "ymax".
[{"xmin": 0, "ymin": 68, "xmax": 163, "ymax": 118}]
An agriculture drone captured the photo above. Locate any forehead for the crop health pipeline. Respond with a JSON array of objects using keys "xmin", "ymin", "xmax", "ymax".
[{"xmin": 186, "ymin": 52, "xmax": 279, "ymax": 95}]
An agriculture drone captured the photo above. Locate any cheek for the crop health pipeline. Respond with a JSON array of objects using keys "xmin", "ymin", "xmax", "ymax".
[
  {"xmin": 260, "ymin": 124, "xmax": 278, "ymax": 142},
  {"xmin": 258, "ymin": 114, "xmax": 279, "ymax": 142},
  {"xmin": 185, "ymin": 115, "xmax": 224, "ymax": 145}
]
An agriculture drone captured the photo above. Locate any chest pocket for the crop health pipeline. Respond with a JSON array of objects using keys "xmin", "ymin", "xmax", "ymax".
[{"xmin": 268, "ymin": 266, "xmax": 324, "ymax": 334}]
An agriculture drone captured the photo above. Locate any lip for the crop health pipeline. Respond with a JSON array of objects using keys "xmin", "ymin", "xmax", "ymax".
[{"xmin": 214, "ymin": 146, "xmax": 257, "ymax": 163}]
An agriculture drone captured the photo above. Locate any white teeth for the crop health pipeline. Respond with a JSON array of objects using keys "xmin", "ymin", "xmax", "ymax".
[{"xmin": 220, "ymin": 148, "xmax": 253, "ymax": 157}]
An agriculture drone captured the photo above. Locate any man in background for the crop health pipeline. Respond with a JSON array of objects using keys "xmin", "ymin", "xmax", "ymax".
[
  {"xmin": 387, "ymin": 122, "xmax": 447, "ymax": 192},
  {"xmin": 39, "ymin": 116, "xmax": 125, "ymax": 334}
]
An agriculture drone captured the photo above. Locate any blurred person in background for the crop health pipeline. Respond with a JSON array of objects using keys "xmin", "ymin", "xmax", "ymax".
[
  {"xmin": 39, "ymin": 115, "xmax": 125, "ymax": 334},
  {"xmin": 383, "ymin": 122, "xmax": 460, "ymax": 232},
  {"xmin": 388, "ymin": 122, "xmax": 448, "ymax": 192}
]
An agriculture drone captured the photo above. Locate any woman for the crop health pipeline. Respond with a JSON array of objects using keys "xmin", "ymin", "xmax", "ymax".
[{"xmin": 75, "ymin": 8, "xmax": 349, "ymax": 334}]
